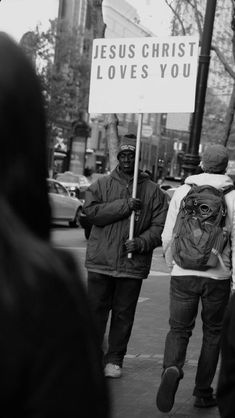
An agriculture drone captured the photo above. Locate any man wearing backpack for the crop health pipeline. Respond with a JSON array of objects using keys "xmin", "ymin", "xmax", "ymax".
[{"xmin": 156, "ymin": 144, "xmax": 235, "ymax": 413}]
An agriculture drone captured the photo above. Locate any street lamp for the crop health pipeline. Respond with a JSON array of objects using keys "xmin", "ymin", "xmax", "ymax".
[
  {"xmin": 183, "ymin": 0, "xmax": 217, "ymax": 176},
  {"xmin": 70, "ymin": 115, "xmax": 91, "ymax": 175}
]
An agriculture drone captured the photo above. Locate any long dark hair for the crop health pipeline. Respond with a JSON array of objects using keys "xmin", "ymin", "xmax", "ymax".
[
  {"xmin": 0, "ymin": 34, "xmax": 110, "ymax": 418},
  {"xmin": 0, "ymin": 32, "xmax": 51, "ymax": 239}
]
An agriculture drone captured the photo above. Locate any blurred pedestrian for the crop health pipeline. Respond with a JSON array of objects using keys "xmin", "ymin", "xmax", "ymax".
[
  {"xmin": 83, "ymin": 134, "xmax": 168, "ymax": 378},
  {"xmin": 217, "ymin": 292, "xmax": 235, "ymax": 417},
  {"xmin": 0, "ymin": 32, "xmax": 109, "ymax": 417},
  {"xmin": 156, "ymin": 144, "xmax": 235, "ymax": 412}
]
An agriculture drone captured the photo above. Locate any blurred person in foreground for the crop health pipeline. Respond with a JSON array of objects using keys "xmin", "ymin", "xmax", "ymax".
[
  {"xmin": 156, "ymin": 144, "xmax": 235, "ymax": 413},
  {"xmin": 0, "ymin": 32, "xmax": 109, "ymax": 418},
  {"xmin": 217, "ymin": 293, "xmax": 235, "ymax": 417},
  {"xmin": 83, "ymin": 134, "xmax": 168, "ymax": 378}
]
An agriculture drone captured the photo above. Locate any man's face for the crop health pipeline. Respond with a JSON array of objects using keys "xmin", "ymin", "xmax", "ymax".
[{"xmin": 118, "ymin": 151, "xmax": 135, "ymax": 174}]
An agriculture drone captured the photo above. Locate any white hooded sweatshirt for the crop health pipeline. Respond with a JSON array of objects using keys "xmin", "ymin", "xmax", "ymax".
[{"xmin": 162, "ymin": 173, "xmax": 235, "ymax": 289}]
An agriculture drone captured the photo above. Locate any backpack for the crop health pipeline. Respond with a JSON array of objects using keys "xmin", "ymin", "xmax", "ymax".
[{"xmin": 171, "ymin": 184, "xmax": 234, "ymax": 270}]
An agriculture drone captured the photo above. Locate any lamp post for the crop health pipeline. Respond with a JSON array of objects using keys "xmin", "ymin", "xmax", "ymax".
[
  {"xmin": 70, "ymin": 115, "xmax": 90, "ymax": 175},
  {"xmin": 183, "ymin": 0, "xmax": 217, "ymax": 176}
]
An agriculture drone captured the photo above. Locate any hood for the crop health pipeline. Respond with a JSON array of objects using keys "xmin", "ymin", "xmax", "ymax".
[
  {"xmin": 111, "ymin": 166, "xmax": 148, "ymax": 184},
  {"xmin": 185, "ymin": 172, "xmax": 234, "ymax": 189},
  {"xmin": 59, "ymin": 181, "xmax": 79, "ymax": 189}
]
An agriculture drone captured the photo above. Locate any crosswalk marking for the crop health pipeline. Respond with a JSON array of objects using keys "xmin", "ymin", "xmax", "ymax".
[
  {"xmin": 138, "ymin": 297, "xmax": 150, "ymax": 303},
  {"xmin": 124, "ymin": 354, "xmax": 199, "ymax": 365},
  {"xmin": 149, "ymin": 270, "xmax": 169, "ymax": 276}
]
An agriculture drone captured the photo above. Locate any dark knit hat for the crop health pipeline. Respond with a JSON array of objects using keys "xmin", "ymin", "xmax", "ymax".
[
  {"xmin": 201, "ymin": 144, "xmax": 229, "ymax": 173},
  {"xmin": 117, "ymin": 134, "xmax": 136, "ymax": 158}
]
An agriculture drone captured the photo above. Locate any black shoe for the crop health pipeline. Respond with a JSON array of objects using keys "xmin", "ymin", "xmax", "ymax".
[
  {"xmin": 156, "ymin": 366, "xmax": 180, "ymax": 413},
  {"xmin": 194, "ymin": 395, "xmax": 217, "ymax": 408}
]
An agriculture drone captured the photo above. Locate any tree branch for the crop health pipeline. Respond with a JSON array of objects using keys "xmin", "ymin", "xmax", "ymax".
[
  {"xmin": 164, "ymin": 0, "xmax": 186, "ymax": 35},
  {"xmin": 211, "ymin": 43, "xmax": 235, "ymax": 79},
  {"xmin": 191, "ymin": 0, "xmax": 203, "ymax": 38}
]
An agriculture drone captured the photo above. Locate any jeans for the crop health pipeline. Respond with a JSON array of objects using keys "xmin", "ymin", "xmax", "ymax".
[
  {"xmin": 163, "ymin": 275, "xmax": 230, "ymax": 398},
  {"xmin": 88, "ymin": 271, "xmax": 142, "ymax": 367}
]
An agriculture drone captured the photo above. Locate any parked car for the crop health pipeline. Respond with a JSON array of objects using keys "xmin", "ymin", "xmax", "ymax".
[
  {"xmin": 160, "ymin": 184, "xmax": 177, "ymax": 201},
  {"xmin": 47, "ymin": 178, "xmax": 83, "ymax": 227},
  {"xmin": 165, "ymin": 187, "xmax": 177, "ymax": 200},
  {"xmin": 56, "ymin": 171, "xmax": 91, "ymax": 200}
]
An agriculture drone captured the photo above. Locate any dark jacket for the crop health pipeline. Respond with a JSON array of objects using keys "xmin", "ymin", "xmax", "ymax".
[
  {"xmin": 84, "ymin": 167, "xmax": 168, "ymax": 279},
  {"xmin": 217, "ymin": 293, "xmax": 235, "ymax": 418},
  {"xmin": 0, "ymin": 246, "xmax": 110, "ymax": 418}
]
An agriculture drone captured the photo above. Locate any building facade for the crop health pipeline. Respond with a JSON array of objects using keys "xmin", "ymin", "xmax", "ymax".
[
  {"xmin": 56, "ymin": 0, "xmax": 199, "ymax": 179},
  {"xmin": 92, "ymin": 0, "xmax": 168, "ymax": 179}
]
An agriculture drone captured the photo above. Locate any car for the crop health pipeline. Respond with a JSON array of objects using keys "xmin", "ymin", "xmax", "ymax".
[
  {"xmin": 160, "ymin": 184, "xmax": 177, "ymax": 200},
  {"xmin": 165, "ymin": 187, "xmax": 177, "ymax": 200},
  {"xmin": 56, "ymin": 171, "xmax": 91, "ymax": 200},
  {"xmin": 159, "ymin": 184, "xmax": 177, "ymax": 203},
  {"xmin": 79, "ymin": 174, "xmax": 109, "ymax": 239},
  {"xmin": 47, "ymin": 178, "xmax": 83, "ymax": 227}
]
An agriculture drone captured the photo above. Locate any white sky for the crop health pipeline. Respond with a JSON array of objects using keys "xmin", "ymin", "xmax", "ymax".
[
  {"xmin": 0, "ymin": 0, "xmax": 172, "ymax": 42},
  {"xmin": 0, "ymin": 0, "xmax": 59, "ymax": 42},
  {"xmin": 126, "ymin": 0, "xmax": 172, "ymax": 35}
]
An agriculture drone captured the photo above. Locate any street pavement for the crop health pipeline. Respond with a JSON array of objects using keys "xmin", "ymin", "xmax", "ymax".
[
  {"xmin": 107, "ymin": 247, "xmax": 221, "ymax": 418},
  {"xmin": 52, "ymin": 228, "xmax": 221, "ymax": 418}
]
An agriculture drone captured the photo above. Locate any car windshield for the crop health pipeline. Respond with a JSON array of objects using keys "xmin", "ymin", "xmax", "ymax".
[{"xmin": 56, "ymin": 172, "xmax": 90, "ymax": 186}]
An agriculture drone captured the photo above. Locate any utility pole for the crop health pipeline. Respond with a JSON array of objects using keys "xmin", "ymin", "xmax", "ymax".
[{"xmin": 183, "ymin": 0, "xmax": 217, "ymax": 176}]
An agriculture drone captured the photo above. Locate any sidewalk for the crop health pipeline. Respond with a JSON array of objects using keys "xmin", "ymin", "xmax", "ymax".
[
  {"xmin": 108, "ymin": 358, "xmax": 220, "ymax": 417},
  {"xmin": 106, "ymin": 248, "xmax": 221, "ymax": 418}
]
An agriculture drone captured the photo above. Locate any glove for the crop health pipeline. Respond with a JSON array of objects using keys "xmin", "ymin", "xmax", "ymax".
[
  {"xmin": 128, "ymin": 198, "xmax": 141, "ymax": 212},
  {"xmin": 125, "ymin": 238, "xmax": 144, "ymax": 254}
]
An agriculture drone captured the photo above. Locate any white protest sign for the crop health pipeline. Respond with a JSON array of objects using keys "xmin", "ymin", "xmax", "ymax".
[{"xmin": 88, "ymin": 36, "xmax": 199, "ymax": 114}]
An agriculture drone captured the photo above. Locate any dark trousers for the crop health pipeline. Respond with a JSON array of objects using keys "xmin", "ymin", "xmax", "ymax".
[
  {"xmin": 163, "ymin": 275, "xmax": 230, "ymax": 398},
  {"xmin": 88, "ymin": 271, "xmax": 142, "ymax": 367}
]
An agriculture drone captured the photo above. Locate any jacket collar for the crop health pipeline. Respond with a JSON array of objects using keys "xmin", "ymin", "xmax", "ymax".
[{"xmin": 110, "ymin": 166, "xmax": 148, "ymax": 185}]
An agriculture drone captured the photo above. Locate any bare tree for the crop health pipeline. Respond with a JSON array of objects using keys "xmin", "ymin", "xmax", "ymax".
[
  {"xmin": 165, "ymin": 0, "xmax": 235, "ymax": 148},
  {"xmin": 221, "ymin": 0, "xmax": 235, "ymax": 146}
]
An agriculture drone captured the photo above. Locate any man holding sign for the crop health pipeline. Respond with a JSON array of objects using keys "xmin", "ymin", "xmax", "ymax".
[{"xmin": 83, "ymin": 134, "xmax": 168, "ymax": 378}]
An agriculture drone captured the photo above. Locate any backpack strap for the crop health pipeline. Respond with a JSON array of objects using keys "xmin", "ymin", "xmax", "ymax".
[{"xmin": 222, "ymin": 185, "xmax": 235, "ymax": 196}]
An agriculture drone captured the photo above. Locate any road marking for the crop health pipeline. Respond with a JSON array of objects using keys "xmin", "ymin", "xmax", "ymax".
[
  {"xmin": 138, "ymin": 297, "xmax": 150, "ymax": 303},
  {"xmin": 150, "ymin": 271, "xmax": 169, "ymax": 276},
  {"xmin": 54, "ymin": 246, "xmax": 87, "ymax": 250},
  {"xmin": 152, "ymin": 254, "xmax": 163, "ymax": 260},
  {"xmin": 124, "ymin": 354, "xmax": 199, "ymax": 365}
]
